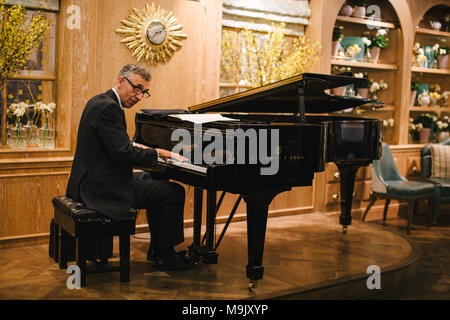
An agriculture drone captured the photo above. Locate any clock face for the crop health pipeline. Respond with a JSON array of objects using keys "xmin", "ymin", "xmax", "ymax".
[{"xmin": 146, "ymin": 21, "xmax": 167, "ymax": 45}]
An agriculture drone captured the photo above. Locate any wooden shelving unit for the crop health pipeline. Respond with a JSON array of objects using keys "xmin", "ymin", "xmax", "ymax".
[
  {"xmin": 331, "ymin": 59, "xmax": 398, "ymax": 70},
  {"xmin": 335, "ymin": 15, "xmax": 396, "ymax": 29}
]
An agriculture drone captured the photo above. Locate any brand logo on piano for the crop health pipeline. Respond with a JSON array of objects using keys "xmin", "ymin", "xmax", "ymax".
[{"xmin": 171, "ymin": 124, "xmax": 280, "ymax": 175}]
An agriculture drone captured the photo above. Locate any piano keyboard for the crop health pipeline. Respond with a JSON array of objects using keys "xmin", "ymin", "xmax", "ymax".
[{"xmin": 158, "ymin": 158, "xmax": 207, "ymax": 174}]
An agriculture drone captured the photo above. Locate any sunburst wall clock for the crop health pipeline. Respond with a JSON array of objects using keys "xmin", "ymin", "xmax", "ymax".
[{"xmin": 115, "ymin": 3, "xmax": 187, "ymax": 64}]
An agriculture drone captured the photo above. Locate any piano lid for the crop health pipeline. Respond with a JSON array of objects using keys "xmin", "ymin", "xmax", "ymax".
[{"xmin": 189, "ymin": 73, "xmax": 381, "ymax": 114}]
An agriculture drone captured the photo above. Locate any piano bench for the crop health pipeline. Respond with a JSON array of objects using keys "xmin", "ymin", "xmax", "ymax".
[{"xmin": 50, "ymin": 196, "xmax": 137, "ymax": 287}]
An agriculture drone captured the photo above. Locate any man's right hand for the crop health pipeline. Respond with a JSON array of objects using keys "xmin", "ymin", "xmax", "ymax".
[{"xmin": 156, "ymin": 148, "xmax": 188, "ymax": 163}]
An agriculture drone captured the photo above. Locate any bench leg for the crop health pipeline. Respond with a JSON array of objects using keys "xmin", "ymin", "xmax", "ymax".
[
  {"xmin": 53, "ymin": 221, "xmax": 60, "ymax": 263},
  {"xmin": 76, "ymin": 236, "xmax": 88, "ymax": 287},
  {"xmin": 119, "ymin": 233, "xmax": 130, "ymax": 282},
  {"xmin": 58, "ymin": 226, "xmax": 67, "ymax": 269}
]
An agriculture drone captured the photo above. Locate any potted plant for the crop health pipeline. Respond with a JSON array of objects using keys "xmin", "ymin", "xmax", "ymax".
[
  {"xmin": 415, "ymin": 113, "xmax": 436, "ymax": 143},
  {"xmin": 332, "ymin": 26, "xmax": 344, "ymax": 57},
  {"xmin": 368, "ymin": 29, "xmax": 389, "ymax": 63},
  {"xmin": 353, "ymin": 72, "xmax": 370, "ymax": 98},
  {"xmin": 433, "ymin": 43, "xmax": 449, "ymax": 69},
  {"xmin": 349, "ymin": 0, "xmax": 368, "ymax": 18},
  {"xmin": 435, "ymin": 115, "xmax": 450, "ymax": 142}
]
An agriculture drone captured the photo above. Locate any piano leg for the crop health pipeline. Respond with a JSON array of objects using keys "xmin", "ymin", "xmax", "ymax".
[
  {"xmin": 336, "ymin": 163, "xmax": 360, "ymax": 233},
  {"xmin": 189, "ymin": 188, "xmax": 218, "ymax": 264},
  {"xmin": 244, "ymin": 187, "xmax": 289, "ymax": 292}
]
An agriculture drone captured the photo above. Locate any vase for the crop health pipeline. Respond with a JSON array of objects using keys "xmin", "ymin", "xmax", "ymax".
[
  {"xmin": 357, "ymin": 88, "xmax": 369, "ymax": 99},
  {"xmin": 332, "ymin": 86, "xmax": 347, "ymax": 96},
  {"xmin": 410, "ymin": 90, "xmax": 417, "ymax": 106},
  {"xmin": 39, "ymin": 128, "xmax": 55, "ymax": 149},
  {"xmin": 23, "ymin": 121, "xmax": 39, "ymax": 147},
  {"xmin": 369, "ymin": 47, "xmax": 381, "ymax": 63},
  {"xmin": 352, "ymin": 6, "xmax": 366, "ymax": 18},
  {"xmin": 10, "ymin": 124, "xmax": 27, "ymax": 149},
  {"xmin": 331, "ymin": 41, "xmax": 340, "ymax": 57},
  {"xmin": 339, "ymin": 4, "xmax": 353, "ymax": 16},
  {"xmin": 418, "ymin": 91, "xmax": 430, "ymax": 107},
  {"xmin": 419, "ymin": 128, "xmax": 431, "ymax": 144},
  {"xmin": 438, "ymin": 55, "xmax": 449, "ymax": 70},
  {"xmin": 436, "ymin": 132, "xmax": 449, "ymax": 142}
]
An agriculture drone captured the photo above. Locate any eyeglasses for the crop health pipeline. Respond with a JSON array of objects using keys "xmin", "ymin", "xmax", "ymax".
[{"xmin": 123, "ymin": 76, "xmax": 151, "ymax": 98}]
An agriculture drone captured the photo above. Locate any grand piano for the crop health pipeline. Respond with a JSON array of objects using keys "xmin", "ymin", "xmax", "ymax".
[{"xmin": 133, "ymin": 73, "xmax": 382, "ymax": 291}]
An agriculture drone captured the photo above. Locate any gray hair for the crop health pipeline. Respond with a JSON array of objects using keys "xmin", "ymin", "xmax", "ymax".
[{"xmin": 118, "ymin": 64, "xmax": 151, "ymax": 81}]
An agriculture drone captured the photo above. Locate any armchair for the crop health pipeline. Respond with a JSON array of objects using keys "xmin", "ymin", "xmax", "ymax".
[
  {"xmin": 421, "ymin": 137, "xmax": 450, "ymax": 224},
  {"xmin": 361, "ymin": 142, "xmax": 436, "ymax": 233}
]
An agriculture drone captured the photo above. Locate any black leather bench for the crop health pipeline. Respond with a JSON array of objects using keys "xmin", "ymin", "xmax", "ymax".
[{"xmin": 50, "ymin": 196, "xmax": 137, "ymax": 287}]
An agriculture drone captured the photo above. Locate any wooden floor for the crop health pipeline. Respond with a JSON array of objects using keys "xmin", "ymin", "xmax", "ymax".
[{"xmin": 3, "ymin": 208, "xmax": 444, "ymax": 300}]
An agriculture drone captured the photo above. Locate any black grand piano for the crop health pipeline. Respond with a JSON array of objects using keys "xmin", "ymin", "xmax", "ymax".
[{"xmin": 133, "ymin": 73, "xmax": 382, "ymax": 291}]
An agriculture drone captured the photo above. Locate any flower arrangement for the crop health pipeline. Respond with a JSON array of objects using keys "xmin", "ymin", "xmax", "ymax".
[
  {"xmin": 36, "ymin": 101, "xmax": 56, "ymax": 129},
  {"xmin": 369, "ymin": 78, "xmax": 388, "ymax": 99},
  {"xmin": 0, "ymin": 0, "xmax": 50, "ymax": 89},
  {"xmin": 368, "ymin": 29, "xmax": 389, "ymax": 49},
  {"xmin": 414, "ymin": 113, "xmax": 437, "ymax": 129},
  {"xmin": 413, "ymin": 42, "xmax": 427, "ymax": 67},
  {"xmin": 221, "ymin": 23, "xmax": 321, "ymax": 87},
  {"xmin": 435, "ymin": 116, "xmax": 449, "ymax": 132},
  {"xmin": 333, "ymin": 26, "xmax": 344, "ymax": 42},
  {"xmin": 346, "ymin": 44, "xmax": 361, "ymax": 60},
  {"xmin": 383, "ymin": 118, "xmax": 394, "ymax": 128},
  {"xmin": 7, "ymin": 102, "xmax": 27, "ymax": 127}
]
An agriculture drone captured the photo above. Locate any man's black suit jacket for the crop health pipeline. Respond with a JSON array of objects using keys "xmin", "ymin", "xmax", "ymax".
[{"xmin": 66, "ymin": 89, "xmax": 158, "ymax": 219}]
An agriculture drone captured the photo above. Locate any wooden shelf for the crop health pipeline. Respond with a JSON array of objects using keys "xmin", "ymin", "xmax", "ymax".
[
  {"xmin": 411, "ymin": 67, "xmax": 450, "ymax": 75},
  {"xmin": 415, "ymin": 27, "xmax": 450, "ymax": 37},
  {"xmin": 409, "ymin": 106, "xmax": 450, "ymax": 112},
  {"xmin": 331, "ymin": 59, "xmax": 397, "ymax": 70},
  {"xmin": 336, "ymin": 15, "xmax": 396, "ymax": 29}
]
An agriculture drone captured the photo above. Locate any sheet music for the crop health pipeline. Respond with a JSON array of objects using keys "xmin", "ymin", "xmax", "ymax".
[
  {"xmin": 158, "ymin": 157, "xmax": 207, "ymax": 174},
  {"xmin": 168, "ymin": 114, "xmax": 238, "ymax": 124}
]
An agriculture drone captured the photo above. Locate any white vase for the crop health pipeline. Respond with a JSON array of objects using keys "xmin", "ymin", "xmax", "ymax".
[
  {"xmin": 410, "ymin": 90, "xmax": 417, "ymax": 106},
  {"xmin": 369, "ymin": 47, "xmax": 381, "ymax": 63},
  {"xmin": 352, "ymin": 6, "xmax": 366, "ymax": 18},
  {"xmin": 436, "ymin": 132, "xmax": 449, "ymax": 142},
  {"xmin": 438, "ymin": 55, "xmax": 449, "ymax": 70}
]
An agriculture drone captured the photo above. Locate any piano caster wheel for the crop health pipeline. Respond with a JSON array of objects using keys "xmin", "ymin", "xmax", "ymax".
[
  {"xmin": 343, "ymin": 226, "xmax": 348, "ymax": 234},
  {"xmin": 248, "ymin": 280, "xmax": 258, "ymax": 293}
]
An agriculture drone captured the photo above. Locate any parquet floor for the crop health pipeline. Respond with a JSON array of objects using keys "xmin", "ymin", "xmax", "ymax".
[{"xmin": 0, "ymin": 210, "xmax": 434, "ymax": 300}]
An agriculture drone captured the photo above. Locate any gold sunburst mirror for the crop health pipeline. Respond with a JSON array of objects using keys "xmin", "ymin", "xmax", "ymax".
[{"xmin": 115, "ymin": 3, "xmax": 187, "ymax": 64}]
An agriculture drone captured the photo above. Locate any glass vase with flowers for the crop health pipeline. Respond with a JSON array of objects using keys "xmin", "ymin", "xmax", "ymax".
[
  {"xmin": 7, "ymin": 102, "xmax": 27, "ymax": 149},
  {"xmin": 36, "ymin": 102, "xmax": 56, "ymax": 149},
  {"xmin": 435, "ymin": 115, "xmax": 450, "ymax": 142}
]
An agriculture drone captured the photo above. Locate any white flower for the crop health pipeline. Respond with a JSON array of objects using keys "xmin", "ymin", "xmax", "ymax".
[
  {"xmin": 376, "ymin": 29, "xmax": 387, "ymax": 36},
  {"xmin": 354, "ymin": 72, "xmax": 364, "ymax": 78},
  {"xmin": 388, "ymin": 118, "xmax": 394, "ymax": 127},
  {"xmin": 433, "ymin": 44, "xmax": 440, "ymax": 51},
  {"xmin": 439, "ymin": 48, "xmax": 447, "ymax": 55},
  {"xmin": 418, "ymin": 48, "xmax": 424, "ymax": 54},
  {"xmin": 426, "ymin": 47, "xmax": 432, "ymax": 53},
  {"xmin": 414, "ymin": 42, "xmax": 420, "ymax": 50},
  {"xmin": 370, "ymin": 82, "xmax": 380, "ymax": 93},
  {"xmin": 362, "ymin": 37, "xmax": 371, "ymax": 46}
]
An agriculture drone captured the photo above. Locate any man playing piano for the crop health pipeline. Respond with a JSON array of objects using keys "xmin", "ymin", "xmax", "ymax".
[{"xmin": 66, "ymin": 64, "xmax": 190, "ymax": 270}]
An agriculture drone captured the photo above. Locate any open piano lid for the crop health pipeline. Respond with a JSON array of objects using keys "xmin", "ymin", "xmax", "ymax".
[{"xmin": 189, "ymin": 73, "xmax": 380, "ymax": 114}]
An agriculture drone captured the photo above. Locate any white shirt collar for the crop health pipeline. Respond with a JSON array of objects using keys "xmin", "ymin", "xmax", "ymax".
[{"xmin": 111, "ymin": 88, "xmax": 123, "ymax": 109}]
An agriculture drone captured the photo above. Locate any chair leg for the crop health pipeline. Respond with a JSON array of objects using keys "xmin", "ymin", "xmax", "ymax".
[
  {"xmin": 361, "ymin": 195, "xmax": 377, "ymax": 222},
  {"xmin": 382, "ymin": 199, "xmax": 391, "ymax": 225},
  {"xmin": 76, "ymin": 236, "xmax": 87, "ymax": 287},
  {"xmin": 427, "ymin": 199, "xmax": 434, "ymax": 228},
  {"xmin": 406, "ymin": 200, "xmax": 414, "ymax": 234},
  {"xmin": 119, "ymin": 233, "xmax": 130, "ymax": 283},
  {"xmin": 53, "ymin": 221, "xmax": 60, "ymax": 263}
]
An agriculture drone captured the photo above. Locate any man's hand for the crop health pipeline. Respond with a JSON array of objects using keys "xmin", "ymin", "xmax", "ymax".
[
  {"xmin": 156, "ymin": 148, "xmax": 188, "ymax": 163},
  {"xmin": 132, "ymin": 142, "xmax": 149, "ymax": 149}
]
